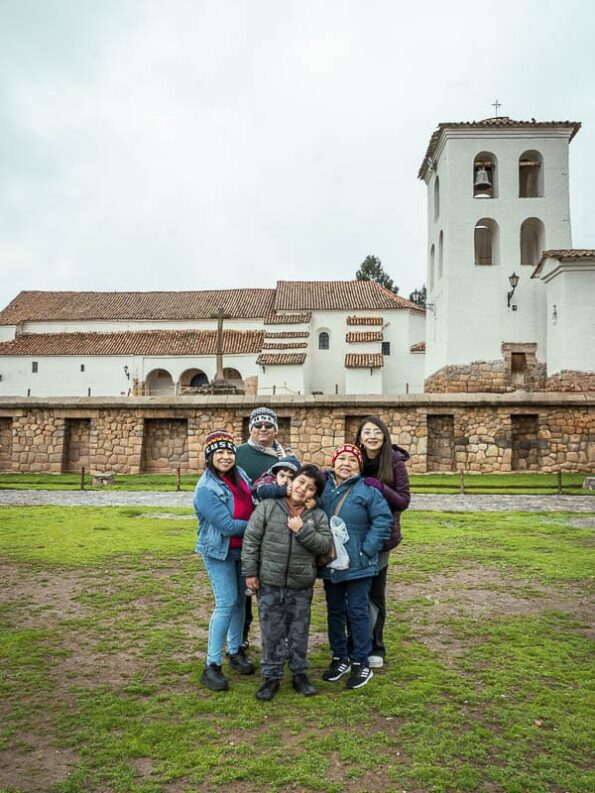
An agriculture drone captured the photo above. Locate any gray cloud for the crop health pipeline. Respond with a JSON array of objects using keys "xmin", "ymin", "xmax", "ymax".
[{"xmin": 1, "ymin": 0, "xmax": 594, "ymax": 308}]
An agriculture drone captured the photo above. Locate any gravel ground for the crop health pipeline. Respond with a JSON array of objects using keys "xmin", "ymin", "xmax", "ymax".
[{"xmin": 0, "ymin": 489, "xmax": 593, "ymax": 512}]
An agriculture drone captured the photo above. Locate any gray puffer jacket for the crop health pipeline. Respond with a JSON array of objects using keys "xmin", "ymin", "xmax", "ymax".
[{"xmin": 242, "ymin": 499, "xmax": 332, "ymax": 590}]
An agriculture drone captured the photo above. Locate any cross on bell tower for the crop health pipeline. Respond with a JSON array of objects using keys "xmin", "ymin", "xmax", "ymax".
[{"xmin": 491, "ymin": 98, "xmax": 502, "ymax": 117}]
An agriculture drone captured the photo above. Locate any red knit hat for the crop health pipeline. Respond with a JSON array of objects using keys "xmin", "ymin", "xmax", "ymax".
[
  {"xmin": 204, "ymin": 430, "xmax": 236, "ymax": 460},
  {"xmin": 331, "ymin": 444, "xmax": 363, "ymax": 470}
]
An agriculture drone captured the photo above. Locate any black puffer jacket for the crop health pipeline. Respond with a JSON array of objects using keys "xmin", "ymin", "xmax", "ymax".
[{"xmin": 242, "ymin": 499, "xmax": 332, "ymax": 590}]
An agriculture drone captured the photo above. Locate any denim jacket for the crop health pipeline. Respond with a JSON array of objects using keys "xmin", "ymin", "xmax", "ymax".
[
  {"xmin": 193, "ymin": 467, "xmax": 253, "ymax": 560},
  {"xmin": 318, "ymin": 473, "xmax": 392, "ymax": 583}
]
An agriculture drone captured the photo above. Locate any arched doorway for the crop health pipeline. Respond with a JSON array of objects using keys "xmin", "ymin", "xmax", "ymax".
[
  {"xmin": 145, "ymin": 368, "xmax": 175, "ymax": 395},
  {"xmin": 223, "ymin": 367, "xmax": 242, "ymax": 382},
  {"xmin": 179, "ymin": 368, "xmax": 209, "ymax": 392}
]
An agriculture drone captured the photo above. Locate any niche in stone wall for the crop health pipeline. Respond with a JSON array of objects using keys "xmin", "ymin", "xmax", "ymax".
[
  {"xmin": 62, "ymin": 418, "xmax": 91, "ymax": 473},
  {"xmin": 511, "ymin": 414, "xmax": 540, "ymax": 471},
  {"xmin": 142, "ymin": 419, "xmax": 189, "ymax": 473},
  {"xmin": 0, "ymin": 417, "xmax": 13, "ymax": 472},
  {"xmin": 427, "ymin": 414, "xmax": 455, "ymax": 472}
]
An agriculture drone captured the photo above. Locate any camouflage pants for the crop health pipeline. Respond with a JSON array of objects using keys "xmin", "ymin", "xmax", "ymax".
[{"xmin": 257, "ymin": 584, "xmax": 313, "ymax": 680}]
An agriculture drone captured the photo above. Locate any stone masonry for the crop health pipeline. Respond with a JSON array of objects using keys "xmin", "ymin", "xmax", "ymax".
[{"xmin": 0, "ymin": 393, "xmax": 593, "ymax": 475}]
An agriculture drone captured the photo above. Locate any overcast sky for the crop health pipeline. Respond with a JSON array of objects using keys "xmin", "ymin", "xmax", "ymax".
[{"xmin": 1, "ymin": 0, "xmax": 594, "ymax": 311}]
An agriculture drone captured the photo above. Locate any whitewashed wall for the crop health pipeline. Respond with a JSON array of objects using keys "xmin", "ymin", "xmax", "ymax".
[
  {"xmin": 540, "ymin": 259, "xmax": 595, "ymax": 375},
  {"xmin": 424, "ymin": 129, "xmax": 574, "ymax": 378}
]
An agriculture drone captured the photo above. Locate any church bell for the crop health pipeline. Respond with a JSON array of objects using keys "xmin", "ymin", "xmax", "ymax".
[{"xmin": 474, "ymin": 166, "xmax": 492, "ymax": 190}]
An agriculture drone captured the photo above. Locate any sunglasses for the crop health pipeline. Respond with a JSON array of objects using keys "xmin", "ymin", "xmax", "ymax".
[{"xmin": 253, "ymin": 422, "xmax": 275, "ymax": 430}]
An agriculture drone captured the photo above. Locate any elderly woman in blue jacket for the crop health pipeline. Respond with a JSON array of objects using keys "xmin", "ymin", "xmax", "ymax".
[
  {"xmin": 194, "ymin": 430, "xmax": 256, "ymax": 692},
  {"xmin": 319, "ymin": 444, "xmax": 392, "ymax": 690}
]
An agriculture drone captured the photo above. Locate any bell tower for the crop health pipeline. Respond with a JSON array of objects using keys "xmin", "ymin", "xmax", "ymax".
[{"xmin": 418, "ymin": 116, "xmax": 581, "ymax": 392}]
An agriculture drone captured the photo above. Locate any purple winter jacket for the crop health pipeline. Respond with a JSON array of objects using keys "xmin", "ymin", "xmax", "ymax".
[{"xmin": 363, "ymin": 444, "xmax": 411, "ymax": 550}]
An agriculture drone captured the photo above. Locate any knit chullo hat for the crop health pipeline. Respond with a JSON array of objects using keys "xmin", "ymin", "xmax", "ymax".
[
  {"xmin": 204, "ymin": 430, "xmax": 236, "ymax": 460},
  {"xmin": 249, "ymin": 406, "xmax": 279, "ymax": 432},
  {"xmin": 331, "ymin": 444, "xmax": 363, "ymax": 470}
]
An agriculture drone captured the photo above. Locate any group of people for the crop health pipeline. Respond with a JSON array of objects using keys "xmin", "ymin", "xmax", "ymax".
[{"xmin": 193, "ymin": 406, "xmax": 410, "ymax": 700}]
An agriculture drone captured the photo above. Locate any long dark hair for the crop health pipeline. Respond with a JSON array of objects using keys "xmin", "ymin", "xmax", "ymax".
[
  {"xmin": 354, "ymin": 415, "xmax": 393, "ymax": 486},
  {"xmin": 206, "ymin": 458, "xmax": 242, "ymax": 487}
]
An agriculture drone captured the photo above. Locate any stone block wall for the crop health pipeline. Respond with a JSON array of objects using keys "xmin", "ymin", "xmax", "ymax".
[
  {"xmin": 545, "ymin": 371, "xmax": 595, "ymax": 393},
  {"xmin": 142, "ymin": 419, "xmax": 189, "ymax": 473},
  {"xmin": 0, "ymin": 394, "xmax": 592, "ymax": 476},
  {"xmin": 427, "ymin": 415, "xmax": 455, "ymax": 472},
  {"xmin": 63, "ymin": 418, "xmax": 91, "ymax": 473},
  {"xmin": 0, "ymin": 417, "xmax": 12, "ymax": 472}
]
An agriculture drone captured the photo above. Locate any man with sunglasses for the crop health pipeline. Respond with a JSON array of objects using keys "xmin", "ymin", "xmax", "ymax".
[
  {"xmin": 235, "ymin": 407, "xmax": 289, "ymax": 481},
  {"xmin": 235, "ymin": 406, "xmax": 291, "ymax": 651}
]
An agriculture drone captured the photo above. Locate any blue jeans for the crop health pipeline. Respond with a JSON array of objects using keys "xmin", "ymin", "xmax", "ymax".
[
  {"xmin": 203, "ymin": 549, "xmax": 245, "ymax": 665},
  {"xmin": 323, "ymin": 577, "xmax": 372, "ymax": 665}
]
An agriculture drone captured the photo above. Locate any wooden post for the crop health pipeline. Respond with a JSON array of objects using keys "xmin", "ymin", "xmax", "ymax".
[
  {"xmin": 176, "ymin": 467, "xmax": 181, "ymax": 492},
  {"xmin": 557, "ymin": 469, "xmax": 562, "ymax": 495},
  {"xmin": 459, "ymin": 468, "xmax": 465, "ymax": 495},
  {"xmin": 80, "ymin": 466, "xmax": 85, "ymax": 490}
]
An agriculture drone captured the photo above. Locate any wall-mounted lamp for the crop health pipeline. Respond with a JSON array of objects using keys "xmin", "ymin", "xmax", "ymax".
[
  {"xmin": 507, "ymin": 272, "xmax": 520, "ymax": 308},
  {"xmin": 123, "ymin": 365, "xmax": 130, "ymax": 379},
  {"xmin": 552, "ymin": 304, "xmax": 558, "ymax": 322}
]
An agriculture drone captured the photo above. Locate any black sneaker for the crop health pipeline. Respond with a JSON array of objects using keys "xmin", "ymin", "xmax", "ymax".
[
  {"xmin": 345, "ymin": 663, "xmax": 373, "ymax": 690},
  {"xmin": 292, "ymin": 673, "xmax": 316, "ymax": 696},
  {"xmin": 201, "ymin": 663, "xmax": 228, "ymax": 692},
  {"xmin": 227, "ymin": 651, "xmax": 255, "ymax": 675},
  {"xmin": 322, "ymin": 657, "xmax": 351, "ymax": 682},
  {"xmin": 255, "ymin": 678, "xmax": 280, "ymax": 701}
]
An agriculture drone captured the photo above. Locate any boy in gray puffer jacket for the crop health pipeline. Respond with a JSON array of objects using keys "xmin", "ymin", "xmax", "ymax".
[{"xmin": 242, "ymin": 465, "xmax": 331, "ymax": 702}]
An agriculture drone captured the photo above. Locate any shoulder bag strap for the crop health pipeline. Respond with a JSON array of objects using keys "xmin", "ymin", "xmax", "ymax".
[{"xmin": 333, "ymin": 486, "xmax": 353, "ymax": 517}]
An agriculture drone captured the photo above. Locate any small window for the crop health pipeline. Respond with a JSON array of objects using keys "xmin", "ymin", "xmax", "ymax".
[
  {"xmin": 381, "ymin": 341, "xmax": 391, "ymax": 356},
  {"xmin": 32, "ymin": 361, "xmax": 38, "ymax": 373},
  {"xmin": 434, "ymin": 176, "xmax": 440, "ymax": 220},
  {"xmin": 511, "ymin": 353, "xmax": 527, "ymax": 387},
  {"xmin": 473, "ymin": 152, "xmax": 498, "ymax": 198},
  {"xmin": 474, "ymin": 218, "xmax": 499, "ymax": 266},
  {"xmin": 80, "ymin": 364, "xmax": 85, "ymax": 372},
  {"xmin": 318, "ymin": 331, "xmax": 329, "ymax": 350},
  {"xmin": 438, "ymin": 230, "xmax": 444, "ymax": 278},
  {"xmin": 520, "ymin": 217, "xmax": 545, "ymax": 266},
  {"xmin": 429, "ymin": 244, "xmax": 435, "ymax": 289},
  {"xmin": 519, "ymin": 150, "xmax": 543, "ymax": 197}
]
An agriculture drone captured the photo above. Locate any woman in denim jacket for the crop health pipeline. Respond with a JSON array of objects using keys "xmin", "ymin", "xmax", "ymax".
[{"xmin": 194, "ymin": 430, "xmax": 256, "ymax": 692}]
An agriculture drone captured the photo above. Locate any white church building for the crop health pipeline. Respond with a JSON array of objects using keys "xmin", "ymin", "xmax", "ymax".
[{"xmin": 0, "ymin": 116, "xmax": 593, "ymax": 397}]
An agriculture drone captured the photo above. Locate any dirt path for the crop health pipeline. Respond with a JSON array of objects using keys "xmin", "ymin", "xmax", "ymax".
[{"xmin": 0, "ymin": 488, "xmax": 594, "ymax": 511}]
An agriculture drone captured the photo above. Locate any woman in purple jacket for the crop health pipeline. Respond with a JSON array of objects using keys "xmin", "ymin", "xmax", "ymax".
[{"xmin": 354, "ymin": 415, "xmax": 411, "ymax": 668}]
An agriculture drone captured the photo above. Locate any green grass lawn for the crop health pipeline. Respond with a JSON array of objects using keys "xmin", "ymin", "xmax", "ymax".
[
  {"xmin": 0, "ymin": 471, "xmax": 592, "ymax": 495},
  {"xmin": 1, "ymin": 506, "xmax": 594, "ymax": 792}
]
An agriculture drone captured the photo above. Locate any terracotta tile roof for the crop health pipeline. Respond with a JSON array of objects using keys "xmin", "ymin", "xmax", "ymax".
[
  {"xmin": 256, "ymin": 353, "xmax": 306, "ymax": 366},
  {"xmin": 261, "ymin": 342, "xmax": 309, "ymax": 350},
  {"xmin": 346, "ymin": 332, "xmax": 383, "ymax": 343},
  {"xmin": 264, "ymin": 331, "xmax": 310, "ymax": 339},
  {"xmin": 346, "ymin": 315, "xmax": 383, "ymax": 326},
  {"xmin": 0, "ymin": 289, "xmax": 276, "ymax": 325},
  {"xmin": 410, "ymin": 341, "xmax": 426, "ymax": 352},
  {"xmin": 418, "ymin": 117, "xmax": 581, "ymax": 179},
  {"xmin": 345, "ymin": 353, "xmax": 384, "ymax": 369},
  {"xmin": 540, "ymin": 249, "xmax": 595, "ymax": 261},
  {"xmin": 274, "ymin": 280, "xmax": 421, "ymax": 311},
  {"xmin": 532, "ymin": 249, "xmax": 595, "ymax": 278},
  {"xmin": 0, "ymin": 330, "xmax": 264, "ymax": 356},
  {"xmin": 264, "ymin": 313, "xmax": 311, "ymax": 324}
]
